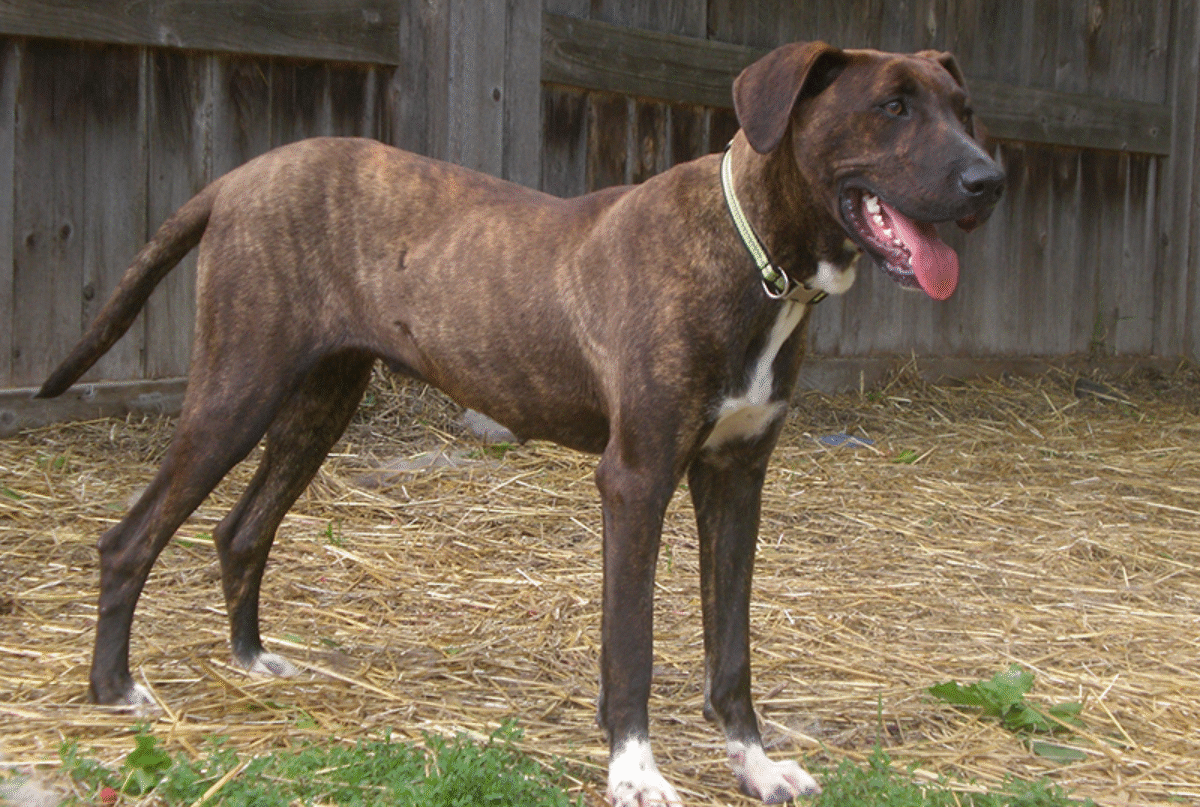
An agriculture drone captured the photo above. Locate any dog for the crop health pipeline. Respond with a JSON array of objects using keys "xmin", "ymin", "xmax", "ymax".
[{"xmin": 38, "ymin": 41, "xmax": 1002, "ymax": 805}]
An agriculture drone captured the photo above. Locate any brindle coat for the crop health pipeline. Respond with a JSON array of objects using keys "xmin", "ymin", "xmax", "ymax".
[{"xmin": 40, "ymin": 41, "xmax": 1002, "ymax": 805}]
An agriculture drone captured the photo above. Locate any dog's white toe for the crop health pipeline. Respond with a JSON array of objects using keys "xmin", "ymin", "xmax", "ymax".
[
  {"xmin": 607, "ymin": 739, "xmax": 683, "ymax": 807},
  {"xmin": 112, "ymin": 683, "xmax": 159, "ymax": 716},
  {"xmin": 729, "ymin": 740, "xmax": 820, "ymax": 803},
  {"xmin": 241, "ymin": 651, "xmax": 300, "ymax": 678}
]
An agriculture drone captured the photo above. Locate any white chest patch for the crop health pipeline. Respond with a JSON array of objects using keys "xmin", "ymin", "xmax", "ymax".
[
  {"xmin": 814, "ymin": 257, "xmax": 858, "ymax": 295},
  {"xmin": 703, "ymin": 301, "xmax": 806, "ymax": 450}
]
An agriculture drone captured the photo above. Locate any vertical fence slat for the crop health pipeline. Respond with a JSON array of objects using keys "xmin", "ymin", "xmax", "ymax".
[
  {"xmin": 143, "ymin": 49, "xmax": 211, "ymax": 379},
  {"xmin": 0, "ymin": 40, "xmax": 18, "ymax": 386},
  {"xmin": 12, "ymin": 41, "xmax": 86, "ymax": 386},
  {"xmin": 81, "ymin": 44, "xmax": 146, "ymax": 383}
]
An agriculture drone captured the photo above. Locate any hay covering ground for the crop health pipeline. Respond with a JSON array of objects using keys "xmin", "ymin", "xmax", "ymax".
[{"xmin": 1, "ymin": 362, "xmax": 1198, "ymax": 806}]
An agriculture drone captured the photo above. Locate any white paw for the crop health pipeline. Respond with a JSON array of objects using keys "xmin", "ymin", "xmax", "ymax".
[
  {"xmin": 240, "ymin": 651, "xmax": 300, "ymax": 678},
  {"xmin": 728, "ymin": 740, "xmax": 820, "ymax": 803},
  {"xmin": 114, "ymin": 683, "xmax": 159, "ymax": 716},
  {"xmin": 607, "ymin": 738, "xmax": 683, "ymax": 807}
]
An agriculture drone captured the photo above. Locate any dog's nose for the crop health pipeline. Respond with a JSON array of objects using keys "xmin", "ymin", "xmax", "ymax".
[{"xmin": 959, "ymin": 161, "xmax": 1005, "ymax": 202}]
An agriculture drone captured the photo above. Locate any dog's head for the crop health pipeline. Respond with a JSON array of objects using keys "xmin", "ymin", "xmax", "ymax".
[{"xmin": 733, "ymin": 42, "xmax": 1004, "ymax": 300}]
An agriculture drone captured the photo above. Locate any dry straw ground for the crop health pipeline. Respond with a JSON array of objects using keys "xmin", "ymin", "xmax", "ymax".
[{"xmin": 2, "ymin": 362, "xmax": 1198, "ymax": 805}]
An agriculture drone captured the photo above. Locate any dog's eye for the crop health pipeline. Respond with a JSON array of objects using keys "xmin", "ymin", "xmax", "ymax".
[{"xmin": 882, "ymin": 98, "xmax": 907, "ymax": 117}]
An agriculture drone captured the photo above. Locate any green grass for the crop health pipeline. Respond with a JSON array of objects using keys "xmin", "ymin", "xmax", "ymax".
[
  {"xmin": 60, "ymin": 722, "xmax": 583, "ymax": 807},
  {"xmin": 57, "ymin": 719, "xmax": 1095, "ymax": 807},
  {"xmin": 811, "ymin": 746, "xmax": 1094, "ymax": 807}
]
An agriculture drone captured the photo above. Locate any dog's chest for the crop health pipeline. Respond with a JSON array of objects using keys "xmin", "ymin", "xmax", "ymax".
[{"xmin": 702, "ymin": 301, "xmax": 805, "ymax": 449}]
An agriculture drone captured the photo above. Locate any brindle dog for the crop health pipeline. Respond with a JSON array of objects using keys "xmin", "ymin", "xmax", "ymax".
[{"xmin": 40, "ymin": 41, "xmax": 1002, "ymax": 805}]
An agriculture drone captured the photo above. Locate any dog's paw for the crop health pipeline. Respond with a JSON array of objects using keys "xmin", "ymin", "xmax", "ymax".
[
  {"xmin": 728, "ymin": 741, "xmax": 820, "ymax": 803},
  {"xmin": 111, "ymin": 683, "xmax": 159, "ymax": 716},
  {"xmin": 607, "ymin": 739, "xmax": 683, "ymax": 807},
  {"xmin": 239, "ymin": 651, "xmax": 300, "ymax": 678}
]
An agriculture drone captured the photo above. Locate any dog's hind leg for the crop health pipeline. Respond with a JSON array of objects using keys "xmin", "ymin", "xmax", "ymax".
[
  {"xmin": 90, "ymin": 365, "xmax": 299, "ymax": 707},
  {"xmin": 211, "ymin": 351, "xmax": 375, "ymax": 678},
  {"xmin": 689, "ymin": 436, "xmax": 821, "ymax": 803}
]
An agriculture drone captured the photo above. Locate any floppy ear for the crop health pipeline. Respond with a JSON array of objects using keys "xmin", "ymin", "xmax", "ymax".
[
  {"xmin": 918, "ymin": 50, "xmax": 966, "ymax": 88},
  {"xmin": 732, "ymin": 41, "xmax": 845, "ymax": 154}
]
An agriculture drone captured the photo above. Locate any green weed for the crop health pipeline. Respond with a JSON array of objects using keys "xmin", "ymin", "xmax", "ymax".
[
  {"xmin": 813, "ymin": 745, "xmax": 1094, "ymax": 806},
  {"xmin": 929, "ymin": 665, "xmax": 1089, "ymax": 762},
  {"xmin": 60, "ymin": 722, "xmax": 583, "ymax": 807}
]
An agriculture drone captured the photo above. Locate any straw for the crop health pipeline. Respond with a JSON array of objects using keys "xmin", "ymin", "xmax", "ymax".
[{"xmin": 2, "ymin": 362, "xmax": 1198, "ymax": 805}]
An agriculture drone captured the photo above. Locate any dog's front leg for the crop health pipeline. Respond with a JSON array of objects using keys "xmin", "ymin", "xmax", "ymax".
[
  {"xmin": 689, "ymin": 439, "xmax": 821, "ymax": 803},
  {"xmin": 595, "ymin": 443, "xmax": 683, "ymax": 807}
]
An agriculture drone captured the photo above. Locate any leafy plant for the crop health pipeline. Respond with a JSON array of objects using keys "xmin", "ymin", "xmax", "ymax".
[
  {"xmin": 60, "ymin": 721, "xmax": 583, "ymax": 807},
  {"xmin": 928, "ymin": 665, "xmax": 1087, "ymax": 761}
]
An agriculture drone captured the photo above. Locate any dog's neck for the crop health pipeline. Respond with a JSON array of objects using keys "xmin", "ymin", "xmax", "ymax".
[{"xmin": 725, "ymin": 133, "xmax": 845, "ymax": 284}]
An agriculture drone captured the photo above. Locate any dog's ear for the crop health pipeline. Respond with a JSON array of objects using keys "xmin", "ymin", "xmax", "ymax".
[
  {"xmin": 918, "ymin": 50, "xmax": 966, "ymax": 88},
  {"xmin": 733, "ymin": 41, "xmax": 845, "ymax": 154},
  {"xmin": 918, "ymin": 50, "xmax": 987, "ymax": 142}
]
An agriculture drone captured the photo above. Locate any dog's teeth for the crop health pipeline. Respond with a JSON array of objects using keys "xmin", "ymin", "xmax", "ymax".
[
  {"xmin": 864, "ymin": 195, "xmax": 881, "ymax": 214},
  {"xmin": 872, "ymin": 213, "xmax": 886, "ymax": 228}
]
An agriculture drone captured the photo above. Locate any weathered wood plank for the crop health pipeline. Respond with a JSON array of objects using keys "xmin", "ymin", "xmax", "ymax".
[
  {"xmin": 540, "ymin": 84, "xmax": 588, "ymax": 198},
  {"xmin": 586, "ymin": 92, "xmax": 629, "ymax": 191},
  {"xmin": 11, "ymin": 41, "xmax": 86, "ymax": 386},
  {"xmin": 1160, "ymin": 0, "xmax": 1199, "ymax": 358},
  {"xmin": 446, "ymin": 0, "xmax": 506, "ymax": 176},
  {"xmin": 631, "ymin": 99, "xmax": 667, "ymax": 184},
  {"xmin": 271, "ymin": 61, "xmax": 332, "ymax": 145},
  {"xmin": 0, "ymin": 377, "xmax": 186, "ymax": 436},
  {"xmin": 391, "ymin": 0, "xmax": 449, "ymax": 158},
  {"xmin": 143, "ymin": 50, "xmax": 211, "ymax": 379},
  {"xmin": 587, "ymin": 0, "xmax": 707, "ymax": 38},
  {"xmin": 543, "ymin": 12, "xmax": 753, "ymax": 108},
  {"xmin": 81, "ymin": 44, "xmax": 146, "ymax": 382},
  {"xmin": 211, "ymin": 55, "xmax": 273, "ymax": 178},
  {"xmin": 502, "ymin": 0, "xmax": 544, "ymax": 187},
  {"xmin": 668, "ymin": 102, "xmax": 706, "ymax": 167},
  {"xmin": 541, "ymin": 12, "xmax": 1172, "ymax": 155},
  {"xmin": 0, "ymin": 40, "xmax": 18, "ymax": 385},
  {"xmin": 0, "ymin": 0, "xmax": 399, "ymax": 65}
]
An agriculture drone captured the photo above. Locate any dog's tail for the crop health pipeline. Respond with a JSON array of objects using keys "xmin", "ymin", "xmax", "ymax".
[{"xmin": 36, "ymin": 183, "xmax": 219, "ymax": 399}]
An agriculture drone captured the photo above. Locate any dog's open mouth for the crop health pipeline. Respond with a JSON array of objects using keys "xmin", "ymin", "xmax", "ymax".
[{"xmin": 841, "ymin": 189, "xmax": 960, "ymax": 301}]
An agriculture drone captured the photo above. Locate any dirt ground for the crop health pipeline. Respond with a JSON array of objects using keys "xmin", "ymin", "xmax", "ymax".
[{"xmin": 2, "ymin": 364, "xmax": 1198, "ymax": 805}]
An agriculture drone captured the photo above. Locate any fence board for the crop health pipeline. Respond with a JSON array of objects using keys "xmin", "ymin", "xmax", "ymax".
[
  {"xmin": 81, "ymin": 45, "xmax": 146, "ymax": 382},
  {"xmin": 0, "ymin": 40, "xmax": 17, "ymax": 384},
  {"xmin": 587, "ymin": 92, "xmax": 629, "ymax": 191},
  {"xmin": 0, "ymin": 0, "xmax": 399, "ymax": 65},
  {"xmin": 211, "ymin": 56, "xmax": 273, "ymax": 178},
  {"xmin": 1160, "ymin": 0, "xmax": 1199, "ymax": 358},
  {"xmin": 540, "ymin": 84, "xmax": 588, "ymax": 198},
  {"xmin": 446, "ymin": 0, "xmax": 506, "ymax": 176},
  {"xmin": 11, "ymin": 41, "xmax": 87, "ymax": 386},
  {"xmin": 631, "ymin": 100, "xmax": 667, "ymax": 184},
  {"xmin": 502, "ymin": 0, "xmax": 544, "ymax": 187},
  {"xmin": 541, "ymin": 12, "xmax": 1171, "ymax": 155},
  {"xmin": 144, "ymin": 50, "xmax": 211, "ymax": 380}
]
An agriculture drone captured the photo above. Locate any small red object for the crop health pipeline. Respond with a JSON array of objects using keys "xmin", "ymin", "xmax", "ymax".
[{"xmin": 99, "ymin": 786, "xmax": 118, "ymax": 804}]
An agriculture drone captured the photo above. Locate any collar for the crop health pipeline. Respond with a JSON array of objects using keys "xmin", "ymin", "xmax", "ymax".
[{"xmin": 720, "ymin": 145, "xmax": 828, "ymax": 305}]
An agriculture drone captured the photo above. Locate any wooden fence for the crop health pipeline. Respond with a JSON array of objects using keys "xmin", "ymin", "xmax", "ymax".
[{"xmin": 1, "ymin": 0, "xmax": 1198, "ymax": 430}]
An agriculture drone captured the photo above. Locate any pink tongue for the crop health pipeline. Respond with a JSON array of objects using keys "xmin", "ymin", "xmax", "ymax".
[{"xmin": 881, "ymin": 201, "xmax": 960, "ymax": 300}]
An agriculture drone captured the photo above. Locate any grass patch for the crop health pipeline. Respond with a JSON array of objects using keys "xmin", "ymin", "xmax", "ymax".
[
  {"xmin": 60, "ymin": 722, "xmax": 583, "ymax": 807},
  {"xmin": 812, "ymin": 746, "xmax": 1094, "ymax": 806}
]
